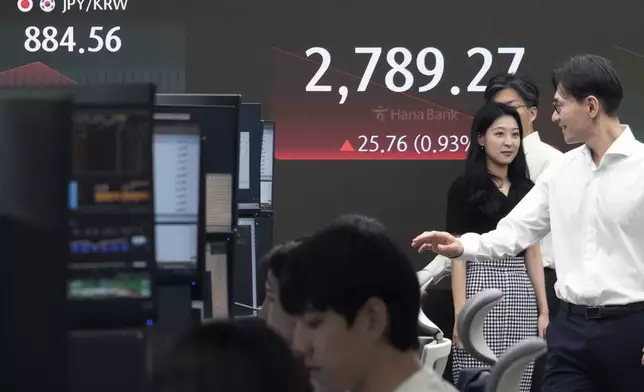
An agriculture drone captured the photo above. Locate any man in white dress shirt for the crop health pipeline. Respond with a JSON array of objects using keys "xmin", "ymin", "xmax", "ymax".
[{"xmin": 411, "ymin": 54, "xmax": 644, "ymax": 391}]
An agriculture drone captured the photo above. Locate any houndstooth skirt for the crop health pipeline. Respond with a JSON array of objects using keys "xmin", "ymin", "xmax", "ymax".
[{"xmin": 452, "ymin": 257, "xmax": 538, "ymax": 392}]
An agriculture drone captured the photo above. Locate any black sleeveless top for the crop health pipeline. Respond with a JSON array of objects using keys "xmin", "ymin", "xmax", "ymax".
[{"xmin": 445, "ymin": 175, "xmax": 533, "ymax": 258}]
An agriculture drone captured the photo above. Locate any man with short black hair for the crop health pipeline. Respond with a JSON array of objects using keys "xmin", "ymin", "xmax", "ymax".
[
  {"xmin": 412, "ymin": 54, "xmax": 644, "ymax": 391},
  {"xmin": 280, "ymin": 214, "xmax": 457, "ymax": 392},
  {"xmin": 258, "ymin": 240, "xmax": 303, "ymax": 343}
]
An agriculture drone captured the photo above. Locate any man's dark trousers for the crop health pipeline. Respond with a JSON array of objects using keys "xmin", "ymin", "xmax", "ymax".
[
  {"xmin": 542, "ymin": 303, "xmax": 644, "ymax": 391},
  {"xmin": 531, "ymin": 267, "xmax": 559, "ymax": 392}
]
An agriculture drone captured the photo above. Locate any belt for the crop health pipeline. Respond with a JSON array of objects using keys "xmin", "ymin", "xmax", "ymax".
[{"xmin": 560, "ymin": 300, "xmax": 644, "ymax": 320}]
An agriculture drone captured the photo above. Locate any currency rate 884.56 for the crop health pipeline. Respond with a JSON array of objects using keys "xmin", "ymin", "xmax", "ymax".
[{"xmin": 24, "ymin": 26, "xmax": 122, "ymax": 54}]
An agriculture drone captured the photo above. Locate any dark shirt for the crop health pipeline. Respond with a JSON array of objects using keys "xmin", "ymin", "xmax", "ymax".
[{"xmin": 445, "ymin": 175, "xmax": 532, "ymax": 258}]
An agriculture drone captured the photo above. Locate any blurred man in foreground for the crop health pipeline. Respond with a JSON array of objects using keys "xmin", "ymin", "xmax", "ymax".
[{"xmin": 279, "ymin": 215, "xmax": 457, "ymax": 392}]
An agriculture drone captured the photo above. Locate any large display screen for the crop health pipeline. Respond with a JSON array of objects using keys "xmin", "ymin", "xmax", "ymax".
[
  {"xmin": 2, "ymin": 1, "xmax": 641, "ymax": 162},
  {"xmin": 2, "ymin": 0, "xmax": 642, "ymax": 273},
  {"xmin": 1, "ymin": 1, "xmax": 184, "ymax": 90}
]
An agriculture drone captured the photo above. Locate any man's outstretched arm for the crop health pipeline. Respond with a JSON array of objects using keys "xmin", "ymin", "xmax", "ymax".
[{"xmin": 412, "ymin": 176, "xmax": 553, "ymax": 261}]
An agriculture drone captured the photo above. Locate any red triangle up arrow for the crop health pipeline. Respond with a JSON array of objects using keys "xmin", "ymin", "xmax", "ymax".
[{"xmin": 340, "ymin": 140, "xmax": 355, "ymax": 152}]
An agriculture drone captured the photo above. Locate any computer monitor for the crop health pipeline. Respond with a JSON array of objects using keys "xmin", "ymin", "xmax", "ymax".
[
  {"xmin": 0, "ymin": 85, "xmax": 157, "ymax": 329},
  {"xmin": 155, "ymin": 94, "xmax": 240, "ymax": 233},
  {"xmin": 155, "ymin": 94, "xmax": 240, "ymax": 317},
  {"xmin": 234, "ymin": 217, "xmax": 258, "ymax": 317},
  {"xmin": 260, "ymin": 120, "xmax": 275, "ymax": 210},
  {"xmin": 233, "ymin": 214, "xmax": 275, "ymax": 313},
  {"xmin": 0, "ymin": 97, "xmax": 71, "ymax": 391},
  {"xmin": 253, "ymin": 215, "xmax": 274, "ymax": 304},
  {"xmin": 153, "ymin": 121, "xmax": 200, "ymax": 279},
  {"xmin": 154, "ymin": 96, "xmax": 240, "ymax": 230},
  {"xmin": 22, "ymin": 85, "xmax": 157, "ymax": 329},
  {"xmin": 238, "ymin": 103, "xmax": 262, "ymax": 210}
]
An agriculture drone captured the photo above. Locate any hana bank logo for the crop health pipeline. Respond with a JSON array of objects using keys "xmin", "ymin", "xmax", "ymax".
[
  {"xmin": 372, "ymin": 106, "xmax": 389, "ymax": 123},
  {"xmin": 372, "ymin": 105, "xmax": 460, "ymax": 122}
]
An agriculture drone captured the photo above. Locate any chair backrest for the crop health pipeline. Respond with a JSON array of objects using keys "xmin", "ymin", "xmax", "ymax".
[
  {"xmin": 457, "ymin": 289, "xmax": 504, "ymax": 366},
  {"xmin": 418, "ymin": 255, "xmax": 452, "ymax": 293},
  {"xmin": 418, "ymin": 309, "xmax": 444, "ymax": 339},
  {"xmin": 484, "ymin": 337, "xmax": 547, "ymax": 392},
  {"xmin": 420, "ymin": 338, "xmax": 452, "ymax": 376},
  {"xmin": 417, "ymin": 310, "xmax": 450, "ymax": 376},
  {"xmin": 417, "ymin": 256, "xmax": 450, "ymax": 338}
]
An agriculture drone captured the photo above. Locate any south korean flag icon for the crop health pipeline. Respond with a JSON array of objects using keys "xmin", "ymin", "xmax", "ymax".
[{"xmin": 40, "ymin": 0, "xmax": 55, "ymax": 12}]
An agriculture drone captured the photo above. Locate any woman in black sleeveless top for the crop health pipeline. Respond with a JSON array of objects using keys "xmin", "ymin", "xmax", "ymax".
[{"xmin": 448, "ymin": 102, "xmax": 549, "ymax": 391}]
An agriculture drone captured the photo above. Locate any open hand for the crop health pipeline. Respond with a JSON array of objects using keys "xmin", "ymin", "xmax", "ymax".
[{"xmin": 411, "ymin": 231, "xmax": 464, "ymax": 259}]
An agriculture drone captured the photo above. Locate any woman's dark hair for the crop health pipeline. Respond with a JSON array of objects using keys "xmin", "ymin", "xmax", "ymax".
[
  {"xmin": 464, "ymin": 102, "xmax": 532, "ymax": 214},
  {"xmin": 153, "ymin": 320, "xmax": 313, "ymax": 392}
]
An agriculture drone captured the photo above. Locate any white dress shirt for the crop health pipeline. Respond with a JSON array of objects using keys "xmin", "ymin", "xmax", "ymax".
[
  {"xmin": 393, "ymin": 368, "xmax": 457, "ymax": 392},
  {"xmin": 523, "ymin": 131, "xmax": 563, "ymax": 269},
  {"xmin": 460, "ymin": 126, "xmax": 644, "ymax": 306}
]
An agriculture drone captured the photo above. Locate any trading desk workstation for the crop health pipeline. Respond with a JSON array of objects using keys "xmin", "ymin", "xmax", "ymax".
[{"xmin": 0, "ymin": 85, "xmax": 276, "ymax": 392}]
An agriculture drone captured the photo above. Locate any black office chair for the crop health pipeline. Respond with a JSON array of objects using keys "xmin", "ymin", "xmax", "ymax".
[
  {"xmin": 484, "ymin": 337, "xmax": 547, "ymax": 392},
  {"xmin": 456, "ymin": 289, "xmax": 547, "ymax": 392},
  {"xmin": 457, "ymin": 289, "xmax": 504, "ymax": 366}
]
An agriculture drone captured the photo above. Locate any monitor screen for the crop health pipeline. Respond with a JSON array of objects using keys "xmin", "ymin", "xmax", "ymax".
[
  {"xmin": 46, "ymin": 84, "xmax": 158, "ymax": 330},
  {"xmin": 260, "ymin": 121, "xmax": 274, "ymax": 209},
  {"xmin": 155, "ymin": 95, "xmax": 240, "ymax": 234},
  {"xmin": 239, "ymin": 131, "xmax": 251, "ymax": 190},
  {"xmin": 72, "ymin": 110, "xmax": 152, "ymax": 175},
  {"xmin": 67, "ymin": 107, "xmax": 156, "ymax": 310},
  {"xmin": 153, "ymin": 122, "xmax": 200, "ymax": 270},
  {"xmin": 68, "ymin": 273, "xmax": 152, "ymax": 300},
  {"xmin": 234, "ymin": 217, "xmax": 258, "ymax": 316},
  {"xmin": 253, "ymin": 216, "xmax": 274, "ymax": 304},
  {"xmin": 238, "ymin": 103, "xmax": 262, "ymax": 210}
]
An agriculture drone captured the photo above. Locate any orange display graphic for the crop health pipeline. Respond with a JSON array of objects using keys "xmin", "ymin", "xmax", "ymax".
[{"xmin": 94, "ymin": 181, "xmax": 150, "ymax": 203}]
